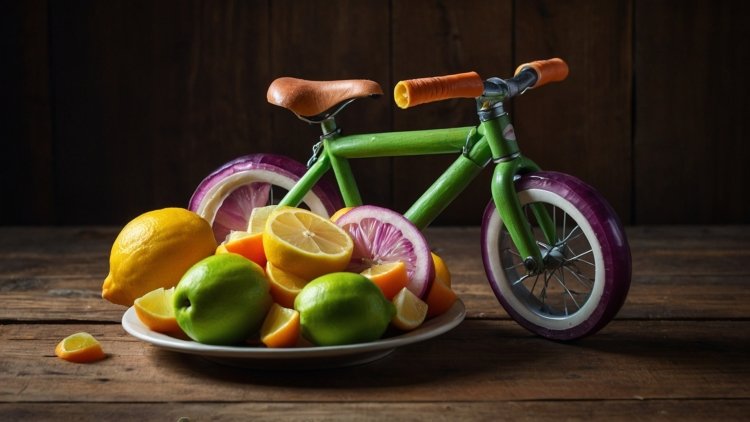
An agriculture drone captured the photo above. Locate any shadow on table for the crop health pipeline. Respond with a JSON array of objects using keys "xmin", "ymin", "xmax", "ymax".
[{"xmin": 150, "ymin": 319, "xmax": 545, "ymax": 389}]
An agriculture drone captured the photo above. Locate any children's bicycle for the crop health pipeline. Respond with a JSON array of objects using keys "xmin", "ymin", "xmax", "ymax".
[{"xmin": 189, "ymin": 58, "xmax": 631, "ymax": 341}]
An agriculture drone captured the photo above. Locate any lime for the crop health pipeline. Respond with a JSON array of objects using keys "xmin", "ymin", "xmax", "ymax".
[
  {"xmin": 173, "ymin": 254, "xmax": 272, "ymax": 345},
  {"xmin": 294, "ymin": 272, "xmax": 395, "ymax": 346}
]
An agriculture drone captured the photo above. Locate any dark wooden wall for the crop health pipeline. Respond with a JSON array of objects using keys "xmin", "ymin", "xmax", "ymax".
[{"xmin": 3, "ymin": 0, "xmax": 749, "ymax": 226}]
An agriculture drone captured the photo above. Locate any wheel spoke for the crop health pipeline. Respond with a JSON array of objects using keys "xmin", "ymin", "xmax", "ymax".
[
  {"xmin": 512, "ymin": 273, "xmax": 533, "ymax": 286},
  {"xmin": 553, "ymin": 269, "xmax": 582, "ymax": 311},
  {"xmin": 567, "ymin": 248, "xmax": 593, "ymax": 262},
  {"xmin": 562, "ymin": 264, "xmax": 594, "ymax": 290},
  {"xmin": 505, "ymin": 260, "xmax": 526, "ymax": 272},
  {"xmin": 504, "ymin": 247, "xmax": 523, "ymax": 259}
]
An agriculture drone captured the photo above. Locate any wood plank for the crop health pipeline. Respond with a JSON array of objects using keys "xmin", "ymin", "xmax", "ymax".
[
  {"xmin": 0, "ymin": 0, "xmax": 54, "ymax": 224},
  {"xmin": 268, "ymin": 0, "xmax": 392, "ymax": 208},
  {"xmin": 514, "ymin": 0, "xmax": 633, "ymax": 224},
  {"xmin": 635, "ymin": 0, "xmax": 750, "ymax": 224},
  {"xmin": 47, "ymin": 1, "xmax": 271, "ymax": 225},
  {"xmin": 2, "ymin": 400, "xmax": 749, "ymax": 421},
  {"xmin": 2, "ymin": 320, "xmax": 748, "ymax": 402},
  {"xmin": 2, "ymin": 226, "xmax": 749, "ymax": 321}
]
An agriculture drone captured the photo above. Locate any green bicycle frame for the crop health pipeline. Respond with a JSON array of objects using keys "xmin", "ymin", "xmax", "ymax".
[{"xmin": 278, "ymin": 112, "xmax": 555, "ymax": 270}]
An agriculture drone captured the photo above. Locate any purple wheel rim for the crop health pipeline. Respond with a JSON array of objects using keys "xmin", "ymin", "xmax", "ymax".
[{"xmin": 481, "ymin": 171, "xmax": 631, "ymax": 340}]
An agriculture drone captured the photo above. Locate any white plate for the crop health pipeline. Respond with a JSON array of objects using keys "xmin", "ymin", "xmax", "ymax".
[{"xmin": 122, "ymin": 299, "xmax": 465, "ymax": 369}]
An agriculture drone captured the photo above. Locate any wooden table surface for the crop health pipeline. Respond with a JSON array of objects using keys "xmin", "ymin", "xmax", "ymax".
[{"xmin": 1, "ymin": 226, "xmax": 749, "ymax": 420}]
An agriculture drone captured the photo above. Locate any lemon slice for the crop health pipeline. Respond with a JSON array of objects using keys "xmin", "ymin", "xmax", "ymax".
[
  {"xmin": 263, "ymin": 207, "xmax": 353, "ymax": 280},
  {"xmin": 134, "ymin": 287, "xmax": 181, "ymax": 334},
  {"xmin": 247, "ymin": 205, "xmax": 277, "ymax": 234},
  {"xmin": 260, "ymin": 303, "xmax": 301, "ymax": 348},
  {"xmin": 391, "ymin": 287, "xmax": 428, "ymax": 331},
  {"xmin": 55, "ymin": 332, "xmax": 106, "ymax": 363},
  {"xmin": 360, "ymin": 261, "xmax": 409, "ymax": 300}
]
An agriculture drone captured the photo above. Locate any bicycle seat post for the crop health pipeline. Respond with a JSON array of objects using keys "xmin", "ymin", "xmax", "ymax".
[{"xmin": 320, "ymin": 117, "xmax": 340, "ymax": 139}]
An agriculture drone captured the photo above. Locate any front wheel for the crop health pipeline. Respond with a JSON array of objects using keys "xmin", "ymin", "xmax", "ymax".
[{"xmin": 481, "ymin": 171, "xmax": 631, "ymax": 340}]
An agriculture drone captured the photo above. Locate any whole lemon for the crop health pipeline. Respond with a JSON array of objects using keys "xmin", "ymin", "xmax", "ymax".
[
  {"xmin": 173, "ymin": 254, "xmax": 272, "ymax": 345},
  {"xmin": 102, "ymin": 208, "xmax": 217, "ymax": 306},
  {"xmin": 294, "ymin": 272, "xmax": 395, "ymax": 346}
]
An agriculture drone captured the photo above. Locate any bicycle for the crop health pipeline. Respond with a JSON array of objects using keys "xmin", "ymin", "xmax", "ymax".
[{"xmin": 189, "ymin": 58, "xmax": 632, "ymax": 341}]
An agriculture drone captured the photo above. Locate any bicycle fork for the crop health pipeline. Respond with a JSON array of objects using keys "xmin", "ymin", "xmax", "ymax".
[{"xmin": 482, "ymin": 109, "xmax": 556, "ymax": 274}]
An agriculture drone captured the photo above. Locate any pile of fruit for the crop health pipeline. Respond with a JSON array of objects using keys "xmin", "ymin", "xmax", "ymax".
[{"xmin": 101, "ymin": 204, "xmax": 457, "ymax": 349}]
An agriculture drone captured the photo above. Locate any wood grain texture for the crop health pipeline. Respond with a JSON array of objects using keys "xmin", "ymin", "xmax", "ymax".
[
  {"xmin": 514, "ymin": 0, "xmax": 633, "ymax": 223},
  {"xmin": 0, "ymin": 225, "xmax": 749, "ymax": 419},
  {"xmin": 634, "ymin": 0, "xmax": 750, "ymax": 224},
  {"xmin": 5, "ymin": 1, "xmax": 750, "ymax": 225},
  {"xmin": 47, "ymin": 0, "xmax": 271, "ymax": 225},
  {"xmin": 3, "ymin": 400, "xmax": 750, "ymax": 422}
]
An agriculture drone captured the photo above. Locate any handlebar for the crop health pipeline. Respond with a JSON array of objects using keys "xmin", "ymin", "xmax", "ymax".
[
  {"xmin": 514, "ymin": 58, "xmax": 569, "ymax": 89},
  {"xmin": 393, "ymin": 58, "xmax": 568, "ymax": 109},
  {"xmin": 394, "ymin": 72, "xmax": 484, "ymax": 109}
]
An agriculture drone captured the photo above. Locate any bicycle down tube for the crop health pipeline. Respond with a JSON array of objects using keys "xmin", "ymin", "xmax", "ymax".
[{"xmin": 276, "ymin": 120, "xmax": 549, "ymax": 271}]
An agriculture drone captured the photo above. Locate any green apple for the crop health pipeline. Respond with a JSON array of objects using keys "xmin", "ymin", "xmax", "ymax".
[{"xmin": 173, "ymin": 254, "xmax": 272, "ymax": 345}]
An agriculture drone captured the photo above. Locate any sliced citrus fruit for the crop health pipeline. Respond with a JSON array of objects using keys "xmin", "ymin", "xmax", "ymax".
[
  {"xmin": 360, "ymin": 260, "xmax": 409, "ymax": 300},
  {"xmin": 247, "ymin": 205, "xmax": 277, "ymax": 234},
  {"xmin": 432, "ymin": 252, "xmax": 451, "ymax": 288},
  {"xmin": 260, "ymin": 303, "xmax": 301, "ymax": 348},
  {"xmin": 134, "ymin": 287, "xmax": 182, "ymax": 334},
  {"xmin": 391, "ymin": 287, "xmax": 428, "ymax": 331},
  {"xmin": 425, "ymin": 253, "xmax": 457, "ymax": 318},
  {"xmin": 265, "ymin": 261, "xmax": 309, "ymax": 308},
  {"xmin": 54, "ymin": 332, "xmax": 106, "ymax": 363},
  {"xmin": 329, "ymin": 206, "xmax": 354, "ymax": 222},
  {"xmin": 216, "ymin": 231, "xmax": 267, "ymax": 267},
  {"xmin": 263, "ymin": 207, "xmax": 353, "ymax": 280},
  {"xmin": 336, "ymin": 205, "xmax": 434, "ymax": 299}
]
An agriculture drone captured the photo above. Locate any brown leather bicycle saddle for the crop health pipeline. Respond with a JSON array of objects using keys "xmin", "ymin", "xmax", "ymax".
[{"xmin": 267, "ymin": 77, "xmax": 383, "ymax": 118}]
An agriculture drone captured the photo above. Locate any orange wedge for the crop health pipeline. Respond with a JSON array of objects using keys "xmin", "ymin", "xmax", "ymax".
[
  {"xmin": 265, "ymin": 261, "xmax": 309, "ymax": 308},
  {"xmin": 134, "ymin": 287, "xmax": 182, "ymax": 334},
  {"xmin": 425, "ymin": 253, "xmax": 457, "ymax": 318},
  {"xmin": 54, "ymin": 332, "xmax": 106, "ymax": 363},
  {"xmin": 391, "ymin": 287, "xmax": 428, "ymax": 331},
  {"xmin": 260, "ymin": 303, "xmax": 301, "ymax": 348},
  {"xmin": 216, "ymin": 231, "xmax": 266, "ymax": 267},
  {"xmin": 432, "ymin": 252, "xmax": 451, "ymax": 287},
  {"xmin": 360, "ymin": 261, "xmax": 409, "ymax": 300},
  {"xmin": 263, "ymin": 207, "xmax": 353, "ymax": 280}
]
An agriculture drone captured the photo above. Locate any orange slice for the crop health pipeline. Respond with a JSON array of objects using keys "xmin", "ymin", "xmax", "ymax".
[
  {"xmin": 54, "ymin": 332, "xmax": 106, "ymax": 363},
  {"xmin": 360, "ymin": 261, "xmax": 409, "ymax": 300},
  {"xmin": 425, "ymin": 253, "xmax": 457, "ymax": 318},
  {"xmin": 265, "ymin": 261, "xmax": 309, "ymax": 308},
  {"xmin": 260, "ymin": 303, "xmax": 301, "ymax": 348},
  {"xmin": 391, "ymin": 287, "xmax": 428, "ymax": 331},
  {"xmin": 216, "ymin": 231, "xmax": 266, "ymax": 267},
  {"xmin": 263, "ymin": 207, "xmax": 353, "ymax": 280},
  {"xmin": 134, "ymin": 287, "xmax": 182, "ymax": 334}
]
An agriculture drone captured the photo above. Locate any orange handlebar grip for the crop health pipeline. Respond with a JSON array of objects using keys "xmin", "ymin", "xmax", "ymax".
[
  {"xmin": 514, "ymin": 58, "xmax": 569, "ymax": 88},
  {"xmin": 394, "ymin": 71, "xmax": 484, "ymax": 109}
]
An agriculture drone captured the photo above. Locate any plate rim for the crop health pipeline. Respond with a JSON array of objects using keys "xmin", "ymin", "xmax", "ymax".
[{"xmin": 122, "ymin": 299, "xmax": 465, "ymax": 360}]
